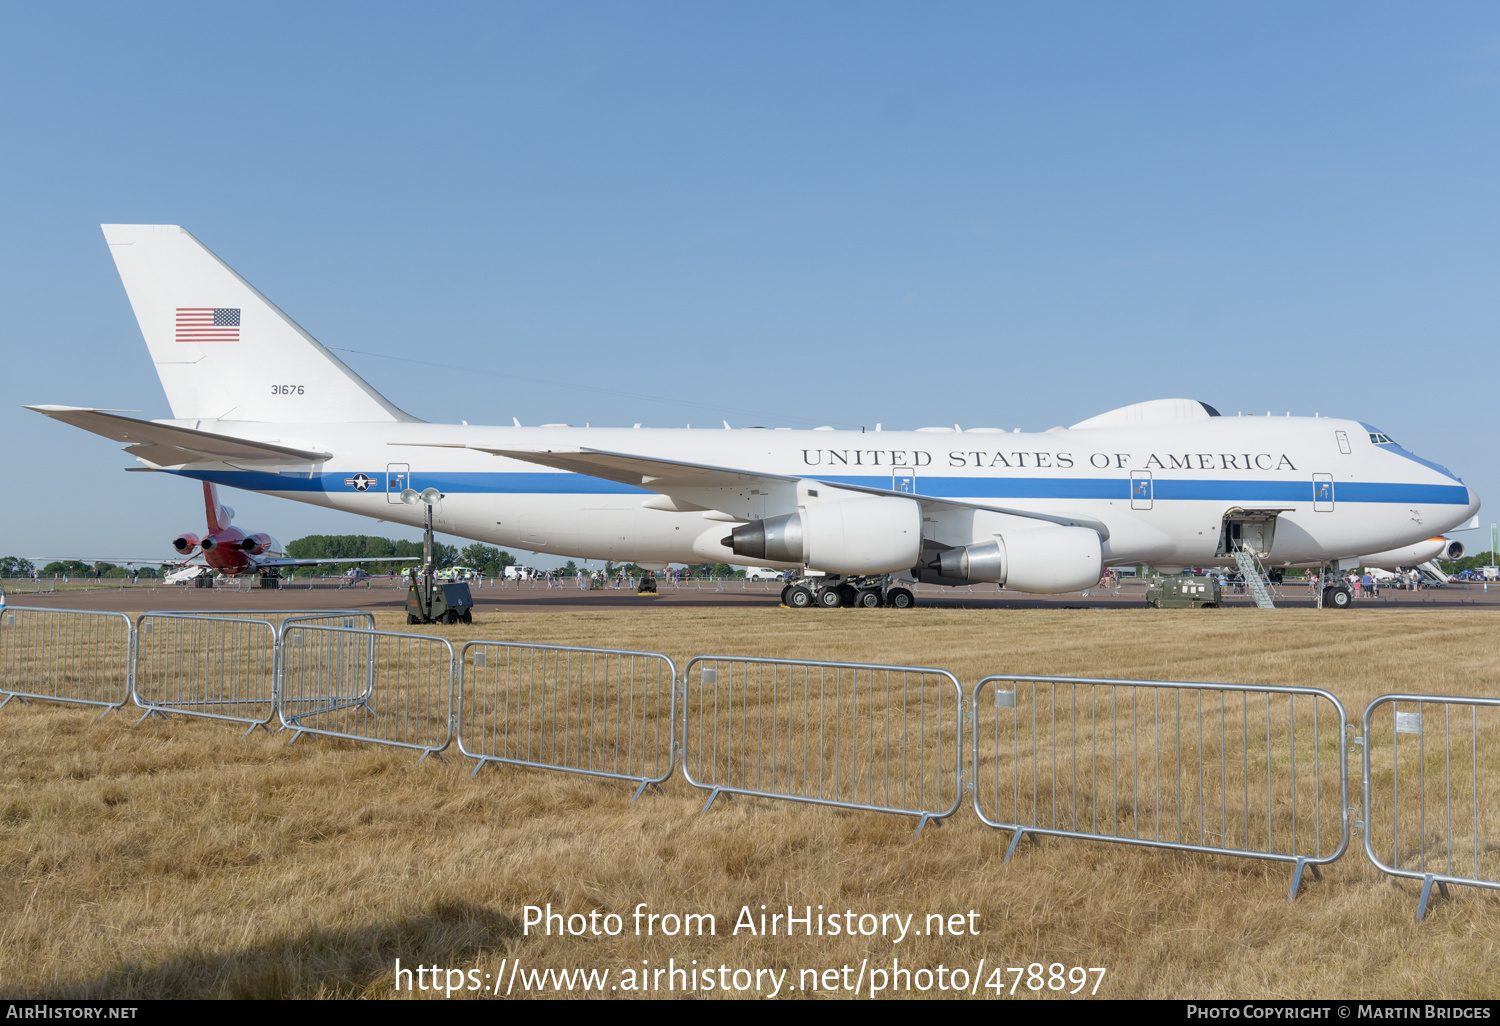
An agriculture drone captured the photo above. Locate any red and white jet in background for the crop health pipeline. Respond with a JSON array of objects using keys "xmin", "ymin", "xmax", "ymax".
[
  {"xmin": 34, "ymin": 482, "xmax": 418, "ymax": 581},
  {"xmin": 167, "ymin": 481, "xmax": 415, "ymax": 578}
]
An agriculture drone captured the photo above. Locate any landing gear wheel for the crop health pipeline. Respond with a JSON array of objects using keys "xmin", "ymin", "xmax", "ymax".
[
  {"xmin": 780, "ymin": 584, "xmax": 792, "ymax": 605},
  {"xmin": 837, "ymin": 584, "xmax": 859, "ymax": 607},
  {"xmin": 787, "ymin": 585, "xmax": 815, "ymax": 609},
  {"xmin": 460, "ymin": 609, "xmax": 472, "ymax": 624},
  {"xmin": 443, "ymin": 609, "xmax": 459, "ymax": 625},
  {"xmin": 887, "ymin": 587, "xmax": 915, "ymax": 609},
  {"xmin": 856, "ymin": 589, "xmax": 882, "ymax": 608},
  {"xmin": 1324, "ymin": 586, "xmax": 1352, "ymax": 609},
  {"xmin": 816, "ymin": 587, "xmax": 843, "ymax": 608}
]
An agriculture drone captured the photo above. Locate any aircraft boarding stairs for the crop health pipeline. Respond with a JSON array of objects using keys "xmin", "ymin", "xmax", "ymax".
[{"xmin": 1231, "ymin": 549, "xmax": 1276, "ymax": 609}]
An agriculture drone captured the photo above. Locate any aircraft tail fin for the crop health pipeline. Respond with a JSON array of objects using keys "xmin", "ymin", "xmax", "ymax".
[
  {"xmin": 202, "ymin": 482, "xmax": 232, "ymax": 533},
  {"xmin": 100, "ymin": 225, "xmax": 419, "ymax": 424}
]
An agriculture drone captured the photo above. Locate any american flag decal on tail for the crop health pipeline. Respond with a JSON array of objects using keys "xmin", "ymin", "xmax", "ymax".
[{"xmin": 176, "ymin": 307, "xmax": 240, "ymax": 343}]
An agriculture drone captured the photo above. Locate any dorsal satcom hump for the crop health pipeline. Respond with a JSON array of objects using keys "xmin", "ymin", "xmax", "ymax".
[{"xmin": 1068, "ymin": 399, "xmax": 1221, "ymax": 430}]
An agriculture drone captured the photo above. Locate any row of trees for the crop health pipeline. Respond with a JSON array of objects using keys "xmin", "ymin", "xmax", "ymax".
[
  {"xmin": 284, "ymin": 535, "xmax": 521, "ymax": 577},
  {"xmin": 0, "ymin": 557, "xmax": 160, "ymax": 579},
  {"xmin": 0, "ymin": 557, "xmax": 35, "ymax": 577}
]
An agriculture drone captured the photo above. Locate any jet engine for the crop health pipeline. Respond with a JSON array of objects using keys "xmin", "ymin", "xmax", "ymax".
[
  {"xmin": 930, "ymin": 525, "xmax": 1102, "ymax": 593},
  {"xmin": 725, "ymin": 497, "xmax": 922, "ymax": 575},
  {"xmin": 172, "ymin": 532, "xmax": 201, "ymax": 555},
  {"xmin": 240, "ymin": 532, "xmax": 274, "ymax": 556},
  {"xmin": 1359, "ymin": 537, "xmax": 1461, "ymax": 569}
]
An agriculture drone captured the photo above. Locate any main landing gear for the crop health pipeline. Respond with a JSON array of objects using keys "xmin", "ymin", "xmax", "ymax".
[
  {"xmin": 780, "ymin": 575, "xmax": 915, "ymax": 610},
  {"xmin": 1317, "ymin": 564, "xmax": 1353, "ymax": 610}
]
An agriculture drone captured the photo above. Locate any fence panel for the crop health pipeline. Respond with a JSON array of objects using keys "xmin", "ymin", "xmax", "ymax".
[
  {"xmin": 457, "ymin": 641, "xmax": 677, "ymax": 798},
  {"xmin": 971, "ymin": 675, "xmax": 1349, "ymax": 900},
  {"xmin": 1361, "ymin": 694, "xmax": 1500, "ymax": 920},
  {"xmin": 280, "ymin": 625, "xmax": 453, "ymax": 758},
  {"xmin": 133, "ymin": 613, "xmax": 279, "ymax": 732},
  {"xmin": 0, "ymin": 607, "xmax": 133, "ymax": 716},
  {"xmin": 680, "ymin": 656, "xmax": 964, "ymax": 833},
  {"xmin": 154, "ymin": 609, "xmax": 375, "ymax": 630}
]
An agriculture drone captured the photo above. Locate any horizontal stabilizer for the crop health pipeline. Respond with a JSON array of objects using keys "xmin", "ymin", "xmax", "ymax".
[{"xmin": 27, "ymin": 407, "xmax": 331, "ymax": 467}]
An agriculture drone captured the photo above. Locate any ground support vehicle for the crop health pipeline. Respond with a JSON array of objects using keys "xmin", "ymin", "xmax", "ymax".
[
  {"xmin": 406, "ymin": 575, "xmax": 474, "ymax": 624},
  {"xmin": 1145, "ymin": 575, "xmax": 1221, "ymax": 609}
]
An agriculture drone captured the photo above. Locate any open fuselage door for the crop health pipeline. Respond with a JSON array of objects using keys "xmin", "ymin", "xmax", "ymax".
[{"xmin": 1216, "ymin": 508, "xmax": 1292, "ymax": 560}]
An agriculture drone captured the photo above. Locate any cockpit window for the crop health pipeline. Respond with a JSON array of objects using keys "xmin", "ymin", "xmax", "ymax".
[{"xmin": 1369, "ymin": 432, "xmax": 1396, "ymax": 445}]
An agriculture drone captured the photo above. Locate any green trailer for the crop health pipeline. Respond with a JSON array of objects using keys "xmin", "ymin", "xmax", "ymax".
[{"xmin": 1145, "ymin": 575, "xmax": 1221, "ymax": 609}]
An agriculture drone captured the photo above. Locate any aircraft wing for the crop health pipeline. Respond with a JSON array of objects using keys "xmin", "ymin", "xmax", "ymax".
[
  {"xmin": 27, "ymin": 407, "xmax": 331, "ymax": 467},
  {"xmin": 255, "ymin": 556, "xmax": 420, "ymax": 568},
  {"xmin": 467, "ymin": 445, "xmax": 792, "ymax": 489},
  {"xmin": 469, "ymin": 446, "xmax": 1109, "ymax": 538},
  {"xmin": 28, "ymin": 557, "xmax": 193, "ymax": 566}
]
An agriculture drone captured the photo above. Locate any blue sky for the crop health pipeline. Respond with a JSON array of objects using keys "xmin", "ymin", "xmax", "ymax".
[{"xmin": 2, "ymin": 3, "xmax": 1497, "ymax": 564}]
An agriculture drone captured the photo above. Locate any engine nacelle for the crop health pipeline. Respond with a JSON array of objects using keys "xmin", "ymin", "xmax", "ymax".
[
  {"xmin": 934, "ymin": 526, "xmax": 1102, "ymax": 593},
  {"xmin": 1359, "ymin": 537, "xmax": 1459, "ymax": 569},
  {"xmin": 726, "ymin": 497, "xmax": 922, "ymax": 575},
  {"xmin": 173, "ymin": 532, "xmax": 201, "ymax": 554},
  {"xmin": 240, "ymin": 532, "xmax": 274, "ymax": 556}
]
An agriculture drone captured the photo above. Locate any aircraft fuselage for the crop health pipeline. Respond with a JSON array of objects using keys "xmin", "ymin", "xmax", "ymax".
[{"xmin": 155, "ymin": 414, "xmax": 1477, "ymax": 571}]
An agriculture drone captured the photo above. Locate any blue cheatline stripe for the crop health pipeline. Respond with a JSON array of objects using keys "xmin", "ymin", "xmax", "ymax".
[{"xmin": 163, "ymin": 469, "xmax": 1471, "ymax": 507}]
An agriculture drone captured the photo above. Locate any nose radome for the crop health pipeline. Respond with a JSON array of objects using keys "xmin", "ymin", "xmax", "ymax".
[{"xmin": 1467, "ymin": 486, "xmax": 1481, "ymax": 518}]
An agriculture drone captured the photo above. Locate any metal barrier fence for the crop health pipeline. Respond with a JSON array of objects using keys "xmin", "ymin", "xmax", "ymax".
[
  {"xmin": 133, "ymin": 613, "xmax": 280, "ymax": 733},
  {"xmin": 680, "ymin": 656, "xmax": 964, "ymax": 833},
  {"xmin": 280, "ymin": 624, "xmax": 454, "ymax": 759},
  {"xmin": 0, "ymin": 607, "xmax": 134, "ymax": 717},
  {"xmin": 971, "ymin": 675, "xmax": 1350, "ymax": 901},
  {"xmin": 1360, "ymin": 694, "xmax": 1500, "ymax": 920},
  {"xmin": 163, "ymin": 609, "xmax": 376, "ymax": 630},
  {"xmin": 7, "ymin": 606, "xmax": 1499, "ymax": 920},
  {"xmin": 457, "ymin": 641, "xmax": 677, "ymax": 799},
  {"xmin": 274, "ymin": 613, "xmax": 379, "ymax": 728}
]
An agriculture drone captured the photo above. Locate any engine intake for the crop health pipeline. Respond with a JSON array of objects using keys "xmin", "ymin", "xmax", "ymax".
[{"xmin": 725, "ymin": 513, "xmax": 804, "ymax": 564}]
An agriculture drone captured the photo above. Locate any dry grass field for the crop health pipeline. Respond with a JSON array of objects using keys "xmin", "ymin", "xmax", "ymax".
[{"xmin": 0, "ymin": 605, "xmax": 1497, "ymax": 1000}]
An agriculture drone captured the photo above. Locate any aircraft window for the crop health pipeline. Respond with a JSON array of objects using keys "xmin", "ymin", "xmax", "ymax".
[{"xmin": 1368, "ymin": 432, "xmax": 1395, "ymax": 445}]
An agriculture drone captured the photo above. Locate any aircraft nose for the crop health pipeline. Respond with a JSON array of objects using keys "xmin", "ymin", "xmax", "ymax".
[{"xmin": 1467, "ymin": 486, "xmax": 1482, "ymax": 518}]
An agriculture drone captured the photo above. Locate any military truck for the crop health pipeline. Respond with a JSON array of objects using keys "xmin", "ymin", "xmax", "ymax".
[{"xmin": 1145, "ymin": 575, "xmax": 1220, "ymax": 609}]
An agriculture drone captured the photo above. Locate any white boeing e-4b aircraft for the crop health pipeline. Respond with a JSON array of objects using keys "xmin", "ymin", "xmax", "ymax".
[{"xmin": 28, "ymin": 225, "xmax": 1481, "ymax": 610}]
